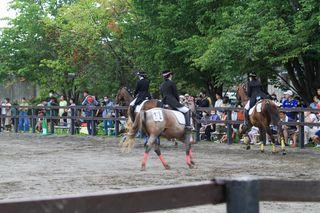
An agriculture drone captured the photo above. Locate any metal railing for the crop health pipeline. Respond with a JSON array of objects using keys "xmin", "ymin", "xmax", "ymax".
[{"xmin": 0, "ymin": 177, "xmax": 319, "ymax": 213}]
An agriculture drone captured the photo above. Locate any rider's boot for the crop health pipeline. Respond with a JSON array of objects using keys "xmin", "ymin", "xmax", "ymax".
[
  {"xmin": 184, "ymin": 111, "xmax": 192, "ymax": 132},
  {"xmin": 243, "ymin": 109, "xmax": 250, "ymax": 129}
]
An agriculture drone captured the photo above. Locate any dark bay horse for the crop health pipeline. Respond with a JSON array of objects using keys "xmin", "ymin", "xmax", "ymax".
[
  {"xmin": 236, "ymin": 84, "xmax": 286, "ymax": 155},
  {"xmin": 121, "ymin": 108, "xmax": 195, "ymax": 170}
]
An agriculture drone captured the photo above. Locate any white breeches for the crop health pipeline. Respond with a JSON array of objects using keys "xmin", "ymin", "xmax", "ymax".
[
  {"xmin": 244, "ymin": 101, "xmax": 250, "ymax": 110},
  {"xmin": 177, "ymin": 106, "xmax": 189, "ymax": 113}
]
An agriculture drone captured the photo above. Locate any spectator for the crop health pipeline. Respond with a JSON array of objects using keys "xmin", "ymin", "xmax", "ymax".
[
  {"xmin": 221, "ymin": 96, "xmax": 231, "ymax": 107},
  {"xmin": 304, "ymin": 111, "xmax": 319, "ymax": 144},
  {"xmin": 248, "ymin": 126, "xmax": 259, "ymax": 145},
  {"xmin": 281, "ymin": 90, "xmax": 298, "ymax": 120},
  {"xmin": 313, "ymin": 88, "xmax": 320, "ymax": 105},
  {"xmin": 311, "ymin": 129, "xmax": 320, "ymax": 148},
  {"xmin": 270, "ymin": 93, "xmax": 281, "ymax": 106},
  {"xmin": 47, "ymin": 97, "xmax": 59, "ymax": 126},
  {"xmin": 199, "ymin": 111, "xmax": 211, "ymax": 141},
  {"xmin": 82, "ymin": 90, "xmax": 99, "ymax": 135},
  {"xmin": 4, "ymin": 98, "xmax": 12, "ymax": 131},
  {"xmin": 18, "ymin": 97, "xmax": 30, "ymax": 132},
  {"xmin": 279, "ymin": 111, "xmax": 298, "ymax": 148},
  {"xmin": 35, "ymin": 100, "xmax": 47, "ymax": 132},
  {"xmin": 67, "ymin": 98, "xmax": 77, "ymax": 131},
  {"xmin": 1, "ymin": 99, "xmax": 6, "ymax": 130},
  {"xmin": 102, "ymin": 96, "xmax": 114, "ymax": 135},
  {"xmin": 215, "ymin": 93, "xmax": 223, "ymax": 117},
  {"xmin": 59, "ymin": 95, "xmax": 68, "ymax": 124},
  {"xmin": 198, "ymin": 92, "xmax": 210, "ymax": 107}
]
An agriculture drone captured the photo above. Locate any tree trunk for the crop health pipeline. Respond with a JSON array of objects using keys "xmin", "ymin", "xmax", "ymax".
[{"xmin": 285, "ymin": 54, "xmax": 320, "ymax": 104}]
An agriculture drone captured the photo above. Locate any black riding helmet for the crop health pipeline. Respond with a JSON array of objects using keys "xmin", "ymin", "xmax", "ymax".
[
  {"xmin": 162, "ymin": 70, "xmax": 172, "ymax": 79},
  {"xmin": 136, "ymin": 71, "xmax": 147, "ymax": 78},
  {"xmin": 248, "ymin": 72, "xmax": 257, "ymax": 78}
]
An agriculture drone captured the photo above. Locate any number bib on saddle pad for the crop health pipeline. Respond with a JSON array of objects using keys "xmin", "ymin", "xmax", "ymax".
[
  {"xmin": 249, "ymin": 101, "xmax": 263, "ymax": 115},
  {"xmin": 151, "ymin": 109, "xmax": 164, "ymax": 122}
]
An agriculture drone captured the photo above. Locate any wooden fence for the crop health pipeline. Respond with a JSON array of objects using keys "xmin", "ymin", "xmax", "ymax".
[
  {"xmin": 0, "ymin": 105, "xmax": 320, "ymax": 148},
  {"xmin": 0, "ymin": 177, "xmax": 319, "ymax": 213}
]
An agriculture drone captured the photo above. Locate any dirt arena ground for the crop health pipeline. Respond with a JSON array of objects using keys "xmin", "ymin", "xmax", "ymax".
[{"xmin": 0, "ymin": 133, "xmax": 319, "ymax": 212}]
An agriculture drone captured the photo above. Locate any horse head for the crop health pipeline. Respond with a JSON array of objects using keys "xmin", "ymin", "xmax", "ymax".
[
  {"xmin": 116, "ymin": 87, "xmax": 133, "ymax": 106},
  {"xmin": 236, "ymin": 84, "xmax": 248, "ymax": 105}
]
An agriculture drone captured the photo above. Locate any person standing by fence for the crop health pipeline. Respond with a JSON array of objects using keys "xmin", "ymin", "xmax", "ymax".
[
  {"xmin": 102, "ymin": 96, "xmax": 114, "ymax": 136},
  {"xmin": 82, "ymin": 91, "xmax": 99, "ymax": 135},
  {"xmin": 18, "ymin": 97, "xmax": 30, "ymax": 132}
]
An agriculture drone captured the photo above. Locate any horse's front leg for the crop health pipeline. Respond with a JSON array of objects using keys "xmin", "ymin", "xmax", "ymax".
[{"xmin": 154, "ymin": 143, "xmax": 170, "ymax": 170}]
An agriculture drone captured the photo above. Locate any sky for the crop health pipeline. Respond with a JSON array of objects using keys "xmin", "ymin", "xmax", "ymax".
[{"xmin": 0, "ymin": 0, "xmax": 16, "ymax": 28}]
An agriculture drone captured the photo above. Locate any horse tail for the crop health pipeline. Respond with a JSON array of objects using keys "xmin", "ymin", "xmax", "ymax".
[
  {"xmin": 265, "ymin": 100, "xmax": 280, "ymax": 125},
  {"xmin": 121, "ymin": 111, "xmax": 141, "ymax": 153},
  {"xmin": 140, "ymin": 110, "xmax": 147, "ymax": 134}
]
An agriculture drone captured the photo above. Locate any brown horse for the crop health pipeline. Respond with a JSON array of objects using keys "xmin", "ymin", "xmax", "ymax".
[
  {"xmin": 121, "ymin": 108, "xmax": 194, "ymax": 171},
  {"xmin": 115, "ymin": 87, "xmax": 133, "ymax": 106},
  {"xmin": 236, "ymin": 84, "xmax": 286, "ymax": 155}
]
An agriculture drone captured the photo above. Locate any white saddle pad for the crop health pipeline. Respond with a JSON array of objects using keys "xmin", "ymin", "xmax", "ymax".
[
  {"xmin": 171, "ymin": 110, "xmax": 185, "ymax": 125},
  {"xmin": 134, "ymin": 100, "xmax": 149, "ymax": 113},
  {"xmin": 249, "ymin": 102, "xmax": 262, "ymax": 115},
  {"xmin": 147, "ymin": 108, "xmax": 185, "ymax": 125}
]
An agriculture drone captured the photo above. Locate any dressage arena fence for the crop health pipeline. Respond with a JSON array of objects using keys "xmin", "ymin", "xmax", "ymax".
[
  {"xmin": 0, "ymin": 105, "xmax": 320, "ymax": 148},
  {"xmin": 0, "ymin": 177, "xmax": 319, "ymax": 213}
]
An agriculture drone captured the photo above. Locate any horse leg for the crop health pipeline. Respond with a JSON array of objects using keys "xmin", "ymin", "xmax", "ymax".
[
  {"xmin": 154, "ymin": 143, "xmax": 170, "ymax": 170},
  {"xmin": 185, "ymin": 137, "xmax": 194, "ymax": 169},
  {"xmin": 141, "ymin": 136, "xmax": 156, "ymax": 171},
  {"xmin": 278, "ymin": 124, "xmax": 286, "ymax": 155},
  {"xmin": 266, "ymin": 126, "xmax": 277, "ymax": 154},
  {"xmin": 259, "ymin": 128, "xmax": 266, "ymax": 153}
]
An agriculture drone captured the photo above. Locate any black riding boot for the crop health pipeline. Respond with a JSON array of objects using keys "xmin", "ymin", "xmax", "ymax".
[
  {"xmin": 243, "ymin": 109, "xmax": 250, "ymax": 127},
  {"xmin": 184, "ymin": 111, "xmax": 192, "ymax": 131}
]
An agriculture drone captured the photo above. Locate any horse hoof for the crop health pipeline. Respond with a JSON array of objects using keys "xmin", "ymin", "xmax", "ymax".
[
  {"xmin": 188, "ymin": 164, "xmax": 194, "ymax": 169},
  {"xmin": 260, "ymin": 150, "xmax": 264, "ymax": 153},
  {"xmin": 141, "ymin": 164, "xmax": 146, "ymax": 171},
  {"xmin": 164, "ymin": 164, "xmax": 171, "ymax": 170},
  {"xmin": 246, "ymin": 146, "xmax": 251, "ymax": 150},
  {"xmin": 190, "ymin": 161, "xmax": 195, "ymax": 165},
  {"xmin": 282, "ymin": 151, "xmax": 287, "ymax": 156}
]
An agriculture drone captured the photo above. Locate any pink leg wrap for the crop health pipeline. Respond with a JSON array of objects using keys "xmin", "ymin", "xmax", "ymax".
[
  {"xmin": 159, "ymin": 155, "xmax": 168, "ymax": 166},
  {"xmin": 189, "ymin": 149, "xmax": 193, "ymax": 158},
  {"xmin": 142, "ymin": 152, "xmax": 149, "ymax": 165},
  {"xmin": 186, "ymin": 155, "xmax": 191, "ymax": 165}
]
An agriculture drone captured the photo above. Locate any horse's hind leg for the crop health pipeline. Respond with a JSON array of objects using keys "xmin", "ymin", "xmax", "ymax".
[
  {"xmin": 259, "ymin": 129, "xmax": 266, "ymax": 153},
  {"xmin": 277, "ymin": 124, "xmax": 286, "ymax": 155},
  {"xmin": 141, "ymin": 136, "xmax": 156, "ymax": 171},
  {"xmin": 185, "ymin": 138, "xmax": 194, "ymax": 169},
  {"xmin": 154, "ymin": 143, "xmax": 170, "ymax": 170}
]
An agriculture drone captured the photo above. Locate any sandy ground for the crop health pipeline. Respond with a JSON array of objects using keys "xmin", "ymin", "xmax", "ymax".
[{"xmin": 0, "ymin": 133, "xmax": 319, "ymax": 212}]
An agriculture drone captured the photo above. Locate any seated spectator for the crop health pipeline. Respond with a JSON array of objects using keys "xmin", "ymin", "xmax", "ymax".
[
  {"xmin": 199, "ymin": 111, "xmax": 211, "ymax": 141},
  {"xmin": 248, "ymin": 126, "xmax": 259, "ymax": 145},
  {"xmin": 279, "ymin": 111, "xmax": 298, "ymax": 148},
  {"xmin": 304, "ymin": 111, "xmax": 319, "ymax": 144},
  {"xmin": 313, "ymin": 88, "xmax": 320, "ymax": 105},
  {"xmin": 311, "ymin": 129, "xmax": 320, "ymax": 148},
  {"xmin": 281, "ymin": 90, "xmax": 298, "ymax": 120},
  {"xmin": 221, "ymin": 96, "xmax": 230, "ymax": 108}
]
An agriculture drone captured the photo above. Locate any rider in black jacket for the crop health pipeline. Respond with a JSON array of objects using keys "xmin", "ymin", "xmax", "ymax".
[
  {"xmin": 129, "ymin": 71, "xmax": 151, "ymax": 122},
  {"xmin": 244, "ymin": 72, "xmax": 268, "ymax": 126},
  {"xmin": 160, "ymin": 70, "xmax": 192, "ymax": 131}
]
